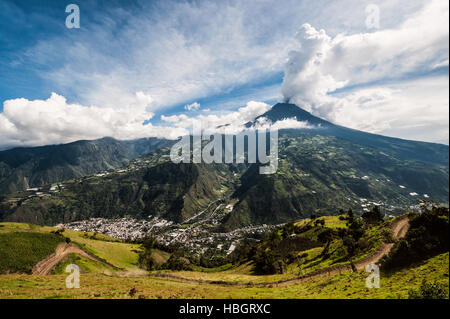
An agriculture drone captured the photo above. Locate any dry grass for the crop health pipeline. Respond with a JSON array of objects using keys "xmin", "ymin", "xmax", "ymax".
[{"xmin": 1, "ymin": 253, "xmax": 447, "ymax": 299}]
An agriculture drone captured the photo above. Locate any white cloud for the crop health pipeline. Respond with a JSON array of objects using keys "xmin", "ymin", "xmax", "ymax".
[
  {"xmin": 184, "ymin": 102, "xmax": 200, "ymax": 111},
  {"xmin": 26, "ymin": 1, "xmax": 296, "ymax": 112},
  {"xmin": 432, "ymin": 59, "xmax": 449, "ymax": 69},
  {"xmin": 161, "ymin": 101, "xmax": 316, "ymax": 135},
  {"xmin": 0, "ymin": 96, "xmax": 275, "ymax": 148},
  {"xmin": 282, "ymin": 0, "xmax": 449, "ymax": 143},
  {"xmin": 253, "ymin": 117, "xmax": 315, "ymax": 130},
  {"xmin": 20, "ymin": 0, "xmax": 429, "ymax": 112},
  {"xmin": 0, "ymin": 93, "xmax": 187, "ymax": 148},
  {"xmin": 2, "ymin": 0, "xmax": 448, "ymax": 147},
  {"xmin": 333, "ymin": 76, "xmax": 449, "ymax": 144},
  {"xmin": 162, "ymin": 101, "xmax": 271, "ymax": 134}
]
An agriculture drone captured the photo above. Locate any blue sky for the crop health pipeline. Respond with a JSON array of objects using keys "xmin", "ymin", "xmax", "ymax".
[
  {"xmin": 0, "ymin": 0, "xmax": 448, "ymax": 148},
  {"xmin": 0, "ymin": 0, "xmax": 287, "ymax": 113},
  {"xmin": 0, "ymin": 0, "xmax": 144, "ymax": 109}
]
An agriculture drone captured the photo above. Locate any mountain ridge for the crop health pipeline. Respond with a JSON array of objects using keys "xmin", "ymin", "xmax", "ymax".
[
  {"xmin": 0, "ymin": 136, "xmax": 173, "ymax": 194},
  {"xmin": 0, "ymin": 137, "xmax": 136, "ymax": 194},
  {"xmin": 0, "ymin": 102, "xmax": 448, "ymax": 232},
  {"xmin": 249, "ymin": 103, "xmax": 449, "ymax": 166}
]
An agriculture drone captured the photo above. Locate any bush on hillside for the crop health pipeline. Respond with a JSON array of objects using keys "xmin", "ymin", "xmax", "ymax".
[
  {"xmin": 408, "ymin": 280, "xmax": 449, "ymax": 299},
  {"xmin": 381, "ymin": 204, "xmax": 449, "ymax": 270},
  {"xmin": 253, "ymin": 250, "xmax": 285, "ymax": 275},
  {"xmin": 165, "ymin": 253, "xmax": 191, "ymax": 271},
  {"xmin": 361, "ymin": 206, "xmax": 384, "ymax": 224},
  {"xmin": 228, "ymin": 239, "xmax": 257, "ymax": 265}
]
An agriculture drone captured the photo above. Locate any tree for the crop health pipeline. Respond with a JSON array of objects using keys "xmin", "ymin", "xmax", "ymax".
[
  {"xmin": 314, "ymin": 219, "xmax": 325, "ymax": 227},
  {"xmin": 343, "ymin": 236, "xmax": 357, "ymax": 257},
  {"xmin": 230, "ymin": 239, "xmax": 257, "ymax": 264},
  {"xmin": 165, "ymin": 253, "xmax": 190, "ymax": 271},
  {"xmin": 318, "ymin": 228, "xmax": 334, "ymax": 256},
  {"xmin": 347, "ymin": 208, "xmax": 354, "ymax": 223},
  {"xmin": 339, "ymin": 216, "xmax": 365, "ymax": 268},
  {"xmin": 0, "ymin": 203, "xmax": 12, "ymax": 221},
  {"xmin": 362, "ymin": 206, "xmax": 384, "ymax": 224},
  {"xmin": 254, "ymin": 250, "xmax": 285, "ymax": 275}
]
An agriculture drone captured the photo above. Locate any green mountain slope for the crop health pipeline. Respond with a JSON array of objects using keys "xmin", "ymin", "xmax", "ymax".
[
  {"xmin": 0, "ymin": 206, "xmax": 447, "ymax": 299},
  {"xmin": 0, "ymin": 137, "xmax": 173, "ymax": 195},
  {"xmin": 250, "ymin": 103, "xmax": 449, "ymax": 166},
  {"xmin": 0, "ymin": 159, "xmax": 235, "ymax": 225},
  {"xmin": 0, "ymin": 103, "xmax": 448, "ymax": 230},
  {"xmin": 123, "ymin": 137, "xmax": 175, "ymax": 157},
  {"xmin": 222, "ymin": 131, "xmax": 448, "ymax": 230},
  {"xmin": 0, "ymin": 137, "xmax": 136, "ymax": 194}
]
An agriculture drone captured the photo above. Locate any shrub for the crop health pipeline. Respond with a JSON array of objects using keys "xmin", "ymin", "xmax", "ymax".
[
  {"xmin": 165, "ymin": 254, "xmax": 191, "ymax": 271},
  {"xmin": 299, "ymin": 252, "xmax": 308, "ymax": 259},
  {"xmin": 382, "ymin": 205, "xmax": 449, "ymax": 270},
  {"xmin": 381, "ymin": 228, "xmax": 394, "ymax": 243},
  {"xmin": 314, "ymin": 219, "xmax": 325, "ymax": 227},
  {"xmin": 408, "ymin": 280, "xmax": 449, "ymax": 299},
  {"xmin": 362, "ymin": 206, "xmax": 384, "ymax": 224}
]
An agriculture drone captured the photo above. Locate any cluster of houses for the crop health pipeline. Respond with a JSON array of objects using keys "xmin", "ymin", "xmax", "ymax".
[
  {"xmin": 12, "ymin": 155, "xmax": 431, "ymax": 257},
  {"xmin": 56, "ymin": 208, "xmax": 280, "ymax": 256},
  {"xmin": 56, "ymin": 217, "xmax": 173, "ymax": 241}
]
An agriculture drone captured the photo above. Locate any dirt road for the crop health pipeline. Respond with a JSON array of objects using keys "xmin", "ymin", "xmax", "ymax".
[
  {"xmin": 353, "ymin": 215, "xmax": 409, "ymax": 270},
  {"xmin": 32, "ymin": 215, "xmax": 410, "ymax": 284},
  {"xmin": 31, "ymin": 243, "xmax": 113, "ymax": 275},
  {"xmin": 147, "ymin": 215, "xmax": 410, "ymax": 287}
]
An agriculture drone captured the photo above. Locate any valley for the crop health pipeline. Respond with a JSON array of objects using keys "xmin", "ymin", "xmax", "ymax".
[
  {"xmin": 0, "ymin": 103, "xmax": 448, "ymax": 300},
  {"xmin": 0, "ymin": 203, "xmax": 448, "ymax": 299},
  {"xmin": 1, "ymin": 0, "xmax": 449, "ymax": 305}
]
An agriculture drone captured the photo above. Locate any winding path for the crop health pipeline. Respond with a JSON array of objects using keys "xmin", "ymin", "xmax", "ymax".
[
  {"xmin": 147, "ymin": 215, "xmax": 410, "ymax": 287},
  {"xmin": 31, "ymin": 243, "xmax": 116, "ymax": 275},
  {"xmin": 32, "ymin": 215, "xmax": 409, "ymax": 285}
]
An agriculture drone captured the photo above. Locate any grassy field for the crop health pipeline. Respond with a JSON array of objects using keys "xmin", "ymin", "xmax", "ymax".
[
  {"xmin": 0, "ymin": 253, "xmax": 447, "ymax": 299},
  {"xmin": 294, "ymin": 215, "xmax": 348, "ymax": 229},
  {"xmin": 62, "ymin": 229, "xmax": 142, "ymax": 271},
  {"xmin": 51, "ymin": 253, "xmax": 116, "ymax": 274},
  {"xmin": 0, "ymin": 219, "xmax": 448, "ymax": 299},
  {"xmin": 148, "ymin": 249, "xmax": 171, "ymax": 265},
  {"xmin": 0, "ymin": 222, "xmax": 142, "ymax": 273},
  {"xmin": 262, "ymin": 215, "xmax": 388, "ymax": 277},
  {"xmin": 0, "ymin": 231, "xmax": 63, "ymax": 274}
]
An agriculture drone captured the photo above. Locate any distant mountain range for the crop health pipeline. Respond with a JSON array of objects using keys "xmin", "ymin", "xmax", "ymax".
[
  {"xmin": 0, "ymin": 137, "xmax": 172, "ymax": 194},
  {"xmin": 0, "ymin": 103, "xmax": 448, "ymax": 229}
]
